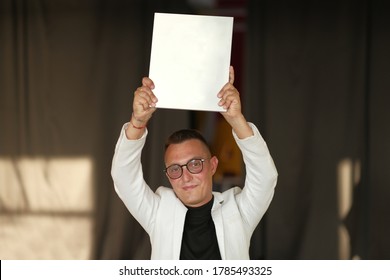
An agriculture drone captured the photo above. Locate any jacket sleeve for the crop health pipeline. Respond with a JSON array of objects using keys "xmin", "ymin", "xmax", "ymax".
[
  {"xmin": 110, "ymin": 123, "xmax": 159, "ymax": 234},
  {"xmin": 234, "ymin": 122, "xmax": 278, "ymax": 233}
]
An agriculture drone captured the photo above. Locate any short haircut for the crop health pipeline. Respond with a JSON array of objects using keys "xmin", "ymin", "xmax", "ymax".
[{"xmin": 164, "ymin": 129, "xmax": 211, "ymax": 153}]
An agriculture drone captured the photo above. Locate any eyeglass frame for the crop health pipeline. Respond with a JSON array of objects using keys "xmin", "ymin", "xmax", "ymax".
[{"xmin": 164, "ymin": 158, "xmax": 206, "ymax": 180}]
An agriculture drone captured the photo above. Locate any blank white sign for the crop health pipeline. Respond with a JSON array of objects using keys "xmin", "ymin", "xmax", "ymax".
[{"xmin": 149, "ymin": 13, "xmax": 233, "ymax": 112}]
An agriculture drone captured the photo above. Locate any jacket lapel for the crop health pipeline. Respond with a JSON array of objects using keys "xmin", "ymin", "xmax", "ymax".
[
  {"xmin": 211, "ymin": 192, "xmax": 226, "ymax": 260},
  {"xmin": 172, "ymin": 198, "xmax": 188, "ymax": 259}
]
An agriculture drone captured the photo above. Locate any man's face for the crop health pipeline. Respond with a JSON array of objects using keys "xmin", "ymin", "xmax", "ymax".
[{"xmin": 164, "ymin": 139, "xmax": 218, "ymax": 208}]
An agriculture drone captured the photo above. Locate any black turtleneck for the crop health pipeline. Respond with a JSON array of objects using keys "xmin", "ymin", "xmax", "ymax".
[{"xmin": 180, "ymin": 196, "xmax": 222, "ymax": 260}]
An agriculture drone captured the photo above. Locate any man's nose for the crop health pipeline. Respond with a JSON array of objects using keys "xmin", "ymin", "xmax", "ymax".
[{"xmin": 181, "ymin": 166, "xmax": 193, "ymax": 181}]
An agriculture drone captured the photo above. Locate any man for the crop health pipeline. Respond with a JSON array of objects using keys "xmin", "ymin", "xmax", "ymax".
[{"xmin": 111, "ymin": 66, "xmax": 278, "ymax": 259}]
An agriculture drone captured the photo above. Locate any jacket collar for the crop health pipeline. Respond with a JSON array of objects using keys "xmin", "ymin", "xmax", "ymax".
[{"xmin": 212, "ymin": 191, "xmax": 225, "ymax": 210}]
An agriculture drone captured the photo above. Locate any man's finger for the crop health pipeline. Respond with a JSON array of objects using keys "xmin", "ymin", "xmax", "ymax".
[
  {"xmin": 142, "ymin": 77, "xmax": 155, "ymax": 89},
  {"xmin": 229, "ymin": 66, "xmax": 235, "ymax": 84},
  {"xmin": 136, "ymin": 86, "xmax": 158, "ymax": 103}
]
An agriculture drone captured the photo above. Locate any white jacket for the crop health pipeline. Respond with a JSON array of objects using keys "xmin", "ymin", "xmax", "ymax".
[{"xmin": 111, "ymin": 122, "xmax": 277, "ymax": 259}]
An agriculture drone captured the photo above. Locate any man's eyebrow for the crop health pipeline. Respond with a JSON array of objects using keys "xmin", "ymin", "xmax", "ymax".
[{"xmin": 166, "ymin": 157, "xmax": 204, "ymax": 166}]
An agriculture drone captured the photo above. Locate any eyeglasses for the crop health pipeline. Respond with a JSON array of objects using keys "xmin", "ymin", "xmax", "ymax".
[{"xmin": 164, "ymin": 158, "xmax": 206, "ymax": 180}]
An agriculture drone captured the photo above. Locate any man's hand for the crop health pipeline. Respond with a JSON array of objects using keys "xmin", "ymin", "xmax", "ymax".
[
  {"xmin": 133, "ymin": 77, "xmax": 158, "ymax": 123},
  {"xmin": 218, "ymin": 66, "xmax": 253, "ymax": 139},
  {"xmin": 126, "ymin": 77, "xmax": 158, "ymax": 139},
  {"xmin": 218, "ymin": 66, "xmax": 242, "ymax": 119}
]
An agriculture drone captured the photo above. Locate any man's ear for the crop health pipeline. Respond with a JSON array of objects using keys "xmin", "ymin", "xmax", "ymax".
[{"xmin": 210, "ymin": 156, "xmax": 219, "ymax": 175}]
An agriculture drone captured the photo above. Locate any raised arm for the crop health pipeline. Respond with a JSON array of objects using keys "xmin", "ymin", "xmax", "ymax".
[
  {"xmin": 111, "ymin": 77, "xmax": 160, "ymax": 233},
  {"xmin": 218, "ymin": 66, "xmax": 277, "ymax": 231}
]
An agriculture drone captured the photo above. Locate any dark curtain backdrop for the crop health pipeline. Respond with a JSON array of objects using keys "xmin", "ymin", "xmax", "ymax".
[
  {"xmin": 1, "ymin": 0, "xmax": 389, "ymax": 260},
  {"xmin": 245, "ymin": 0, "xmax": 390, "ymax": 259}
]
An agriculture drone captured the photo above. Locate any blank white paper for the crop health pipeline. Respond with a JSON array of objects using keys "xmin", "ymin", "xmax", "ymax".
[{"xmin": 149, "ymin": 13, "xmax": 233, "ymax": 112}]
